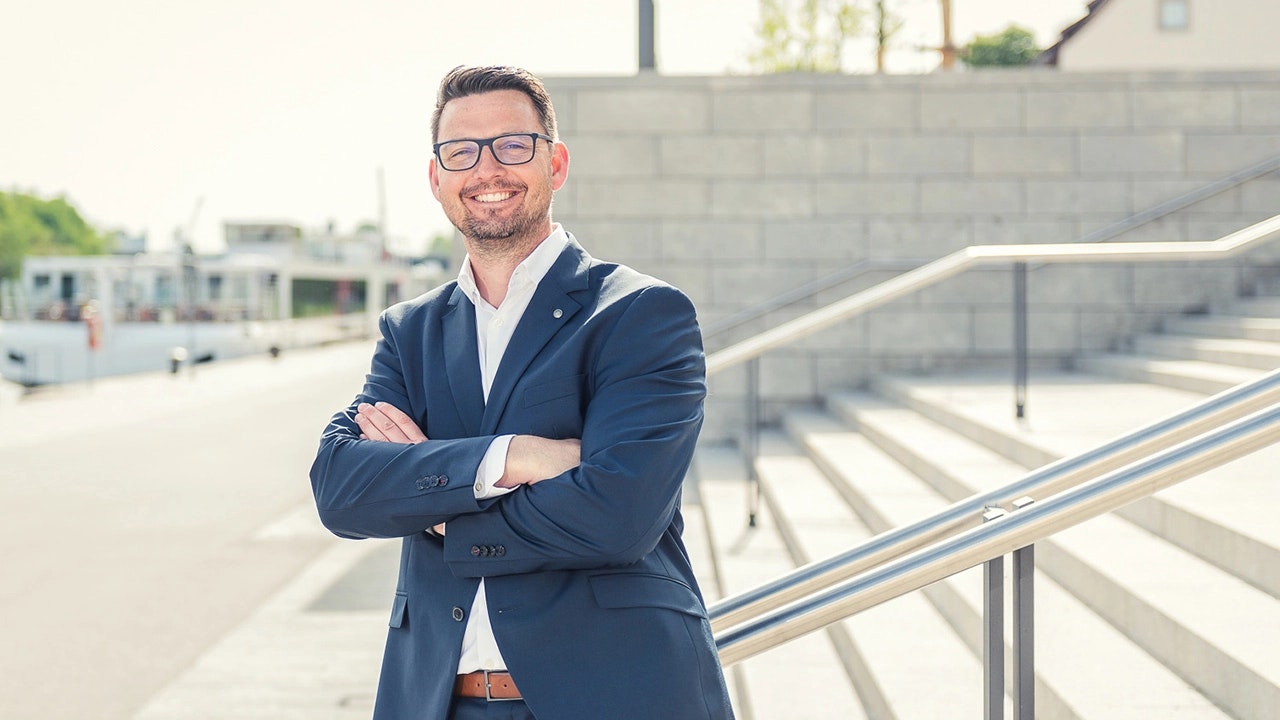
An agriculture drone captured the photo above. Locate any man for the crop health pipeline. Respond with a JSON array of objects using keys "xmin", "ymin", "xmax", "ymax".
[{"xmin": 310, "ymin": 65, "xmax": 734, "ymax": 720}]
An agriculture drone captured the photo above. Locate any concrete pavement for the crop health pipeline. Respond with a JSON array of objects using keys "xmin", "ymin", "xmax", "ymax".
[{"xmin": 0, "ymin": 341, "xmax": 382, "ymax": 719}]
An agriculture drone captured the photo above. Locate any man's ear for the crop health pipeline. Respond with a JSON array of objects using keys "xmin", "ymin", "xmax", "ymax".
[
  {"xmin": 550, "ymin": 142, "xmax": 570, "ymax": 192},
  {"xmin": 428, "ymin": 157, "xmax": 443, "ymax": 202}
]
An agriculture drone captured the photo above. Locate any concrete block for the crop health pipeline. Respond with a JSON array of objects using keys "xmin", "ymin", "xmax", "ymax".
[
  {"xmin": 659, "ymin": 221, "xmax": 763, "ymax": 262},
  {"xmin": 565, "ymin": 221, "xmax": 660, "ymax": 265},
  {"xmin": 918, "ymin": 269, "xmax": 1013, "ymax": 306},
  {"xmin": 711, "ymin": 180, "xmax": 814, "ymax": 219},
  {"xmin": 574, "ymin": 179, "xmax": 711, "ymax": 219},
  {"xmin": 1130, "ymin": 180, "xmax": 1240, "ymax": 214},
  {"xmin": 1187, "ymin": 214, "xmax": 1274, "ymax": 243},
  {"xmin": 710, "ymin": 264, "xmax": 816, "ymax": 308},
  {"xmin": 1025, "ymin": 89, "xmax": 1130, "ymax": 129},
  {"xmin": 814, "ymin": 180, "xmax": 918, "ymax": 215},
  {"xmin": 815, "ymin": 90, "xmax": 919, "ymax": 131},
  {"xmin": 1241, "ymin": 90, "xmax": 1280, "ymax": 128},
  {"xmin": 760, "ymin": 353, "xmax": 817, "ymax": 399},
  {"xmin": 867, "ymin": 308, "xmax": 972, "ymax": 352},
  {"xmin": 792, "ymin": 315, "xmax": 869, "ymax": 353},
  {"xmin": 762, "ymin": 134, "xmax": 868, "ymax": 176},
  {"xmin": 970, "ymin": 309, "xmax": 1015, "ymax": 353},
  {"xmin": 566, "ymin": 136, "xmax": 660, "ymax": 178},
  {"xmin": 920, "ymin": 91, "xmax": 1021, "ymax": 130},
  {"xmin": 974, "ymin": 216, "xmax": 1080, "ymax": 245},
  {"xmin": 549, "ymin": 87, "xmax": 578, "ymax": 137},
  {"xmin": 867, "ymin": 135, "xmax": 969, "ymax": 175},
  {"xmin": 1029, "ymin": 311, "xmax": 1087, "ymax": 353},
  {"xmin": 575, "ymin": 89, "xmax": 710, "ymax": 133},
  {"xmin": 920, "ymin": 180, "xmax": 1022, "ymax": 214},
  {"xmin": 1025, "ymin": 180, "xmax": 1131, "ymax": 214},
  {"xmin": 660, "ymin": 136, "xmax": 761, "ymax": 178},
  {"xmin": 814, "ymin": 355, "xmax": 873, "ymax": 392},
  {"xmin": 645, "ymin": 262, "xmax": 713, "ymax": 307},
  {"xmin": 1030, "ymin": 265, "xmax": 1131, "ymax": 306},
  {"xmin": 1186, "ymin": 134, "xmax": 1280, "ymax": 174},
  {"xmin": 552, "ymin": 181, "xmax": 579, "ymax": 219},
  {"xmin": 1113, "ymin": 216, "xmax": 1189, "ymax": 243},
  {"xmin": 1132, "ymin": 265, "xmax": 1236, "ymax": 308},
  {"xmin": 713, "ymin": 90, "xmax": 812, "ymax": 132},
  {"xmin": 1133, "ymin": 88, "xmax": 1237, "ymax": 128},
  {"xmin": 1241, "ymin": 176, "xmax": 1280, "ymax": 213},
  {"xmin": 868, "ymin": 217, "xmax": 974, "ymax": 260},
  {"xmin": 1080, "ymin": 133, "xmax": 1184, "ymax": 174},
  {"xmin": 762, "ymin": 220, "xmax": 868, "ymax": 261},
  {"xmin": 972, "ymin": 136, "xmax": 1076, "ymax": 176}
]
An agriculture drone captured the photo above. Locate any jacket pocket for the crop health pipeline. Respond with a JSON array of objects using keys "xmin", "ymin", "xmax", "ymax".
[
  {"xmin": 522, "ymin": 374, "xmax": 584, "ymax": 408},
  {"xmin": 389, "ymin": 592, "xmax": 408, "ymax": 628},
  {"xmin": 589, "ymin": 573, "xmax": 706, "ymax": 618}
]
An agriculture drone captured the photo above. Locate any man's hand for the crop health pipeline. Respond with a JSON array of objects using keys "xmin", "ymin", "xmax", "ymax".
[
  {"xmin": 497, "ymin": 436, "xmax": 582, "ymax": 489},
  {"xmin": 355, "ymin": 402, "xmax": 427, "ymax": 444}
]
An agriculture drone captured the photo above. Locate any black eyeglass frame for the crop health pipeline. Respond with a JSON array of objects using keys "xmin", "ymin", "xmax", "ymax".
[{"xmin": 432, "ymin": 132, "xmax": 555, "ymax": 172}]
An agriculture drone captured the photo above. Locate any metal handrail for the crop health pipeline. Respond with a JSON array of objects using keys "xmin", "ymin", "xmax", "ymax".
[
  {"xmin": 715, "ymin": 401, "xmax": 1280, "ymax": 665},
  {"xmin": 707, "ymin": 213, "xmax": 1280, "ymax": 375},
  {"xmin": 707, "ymin": 365, "xmax": 1280, "ymax": 631}
]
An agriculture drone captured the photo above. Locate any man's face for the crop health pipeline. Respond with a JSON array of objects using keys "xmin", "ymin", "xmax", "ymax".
[{"xmin": 429, "ymin": 89, "xmax": 568, "ymax": 251}]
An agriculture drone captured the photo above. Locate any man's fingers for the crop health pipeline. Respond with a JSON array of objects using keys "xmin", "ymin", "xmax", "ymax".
[
  {"xmin": 355, "ymin": 402, "xmax": 427, "ymax": 444},
  {"xmin": 375, "ymin": 402, "xmax": 428, "ymax": 443}
]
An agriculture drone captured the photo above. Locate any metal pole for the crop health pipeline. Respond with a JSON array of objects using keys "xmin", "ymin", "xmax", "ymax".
[
  {"xmin": 1014, "ymin": 262, "xmax": 1028, "ymax": 420},
  {"xmin": 746, "ymin": 357, "xmax": 761, "ymax": 527},
  {"xmin": 983, "ymin": 507, "xmax": 1006, "ymax": 720},
  {"xmin": 638, "ymin": 0, "xmax": 656, "ymax": 71},
  {"xmin": 1011, "ymin": 498, "xmax": 1036, "ymax": 720}
]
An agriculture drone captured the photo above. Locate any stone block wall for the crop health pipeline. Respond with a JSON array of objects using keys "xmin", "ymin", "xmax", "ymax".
[{"xmin": 542, "ymin": 70, "xmax": 1280, "ymax": 441}]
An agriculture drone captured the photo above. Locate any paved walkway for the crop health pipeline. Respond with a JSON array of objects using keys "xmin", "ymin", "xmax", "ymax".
[{"xmin": 0, "ymin": 341, "xmax": 388, "ymax": 720}]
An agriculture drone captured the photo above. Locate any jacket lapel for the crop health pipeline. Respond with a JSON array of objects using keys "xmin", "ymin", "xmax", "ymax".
[
  {"xmin": 479, "ymin": 240, "xmax": 591, "ymax": 434},
  {"xmin": 441, "ymin": 285, "xmax": 485, "ymax": 436}
]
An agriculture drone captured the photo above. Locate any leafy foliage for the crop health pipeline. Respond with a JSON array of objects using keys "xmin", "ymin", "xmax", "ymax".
[
  {"xmin": 0, "ymin": 191, "xmax": 109, "ymax": 279},
  {"xmin": 750, "ymin": 0, "xmax": 866, "ymax": 73},
  {"xmin": 962, "ymin": 25, "xmax": 1040, "ymax": 67}
]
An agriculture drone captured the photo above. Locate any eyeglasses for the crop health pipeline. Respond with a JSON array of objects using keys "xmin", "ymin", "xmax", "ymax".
[{"xmin": 433, "ymin": 132, "xmax": 554, "ymax": 172}]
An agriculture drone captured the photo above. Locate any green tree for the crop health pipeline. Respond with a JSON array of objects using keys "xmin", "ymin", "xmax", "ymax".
[
  {"xmin": 961, "ymin": 25, "xmax": 1040, "ymax": 67},
  {"xmin": 750, "ymin": 0, "xmax": 865, "ymax": 73},
  {"xmin": 0, "ymin": 191, "xmax": 109, "ymax": 279}
]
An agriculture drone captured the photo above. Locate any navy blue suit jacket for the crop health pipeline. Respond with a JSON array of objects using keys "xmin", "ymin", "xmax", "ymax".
[{"xmin": 310, "ymin": 238, "xmax": 734, "ymax": 719}]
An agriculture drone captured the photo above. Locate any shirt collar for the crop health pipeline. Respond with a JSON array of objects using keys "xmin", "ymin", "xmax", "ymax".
[{"xmin": 456, "ymin": 224, "xmax": 569, "ymax": 310}]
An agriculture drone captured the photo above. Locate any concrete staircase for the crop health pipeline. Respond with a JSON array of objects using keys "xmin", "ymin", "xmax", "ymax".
[{"xmin": 691, "ymin": 297, "xmax": 1280, "ymax": 719}]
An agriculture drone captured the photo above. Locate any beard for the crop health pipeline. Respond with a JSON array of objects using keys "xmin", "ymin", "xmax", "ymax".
[{"xmin": 445, "ymin": 179, "xmax": 553, "ymax": 254}]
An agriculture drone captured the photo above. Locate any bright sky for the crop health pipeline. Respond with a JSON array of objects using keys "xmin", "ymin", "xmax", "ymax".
[{"xmin": 1, "ymin": 0, "xmax": 1088, "ymax": 255}]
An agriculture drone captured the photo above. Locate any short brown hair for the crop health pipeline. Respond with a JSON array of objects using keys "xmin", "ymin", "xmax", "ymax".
[{"xmin": 431, "ymin": 65, "xmax": 558, "ymax": 144}]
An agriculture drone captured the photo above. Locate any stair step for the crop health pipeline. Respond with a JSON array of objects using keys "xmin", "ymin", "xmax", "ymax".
[
  {"xmin": 694, "ymin": 443, "xmax": 866, "ymax": 720},
  {"xmin": 1078, "ymin": 354, "xmax": 1262, "ymax": 395},
  {"xmin": 756, "ymin": 427, "xmax": 991, "ymax": 719},
  {"xmin": 1165, "ymin": 315, "xmax": 1280, "ymax": 342},
  {"xmin": 831, "ymin": 388, "xmax": 1280, "ymax": 720},
  {"xmin": 1133, "ymin": 335, "xmax": 1280, "ymax": 370},
  {"xmin": 868, "ymin": 373, "xmax": 1280, "ymax": 600},
  {"xmin": 1229, "ymin": 297, "xmax": 1280, "ymax": 318},
  {"xmin": 787, "ymin": 405, "xmax": 1230, "ymax": 719}
]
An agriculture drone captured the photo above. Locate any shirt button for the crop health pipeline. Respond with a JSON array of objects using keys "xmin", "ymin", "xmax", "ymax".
[{"xmin": 452, "ymin": 606, "xmax": 465, "ymax": 622}]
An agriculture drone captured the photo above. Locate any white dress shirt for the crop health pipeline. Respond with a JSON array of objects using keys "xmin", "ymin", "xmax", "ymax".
[{"xmin": 451, "ymin": 224, "xmax": 569, "ymax": 674}]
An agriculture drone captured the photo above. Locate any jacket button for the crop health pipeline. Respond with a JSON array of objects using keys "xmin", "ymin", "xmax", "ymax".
[
  {"xmin": 494, "ymin": 545, "xmax": 506, "ymax": 557},
  {"xmin": 452, "ymin": 606, "xmax": 465, "ymax": 622},
  {"xmin": 438, "ymin": 475, "xmax": 448, "ymax": 486},
  {"xmin": 471, "ymin": 545, "xmax": 482, "ymax": 557}
]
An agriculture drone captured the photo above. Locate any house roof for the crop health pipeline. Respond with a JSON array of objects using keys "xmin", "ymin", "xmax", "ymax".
[{"xmin": 1037, "ymin": 0, "xmax": 1114, "ymax": 66}]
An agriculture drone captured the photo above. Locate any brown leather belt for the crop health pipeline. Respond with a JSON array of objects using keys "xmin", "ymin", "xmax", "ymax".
[{"xmin": 454, "ymin": 670, "xmax": 522, "ymax": 701}]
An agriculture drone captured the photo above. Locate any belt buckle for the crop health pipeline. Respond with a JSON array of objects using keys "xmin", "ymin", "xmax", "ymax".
[{"xmin": 483, "ymin": 670, "xmax": 519, "ymax": 702}]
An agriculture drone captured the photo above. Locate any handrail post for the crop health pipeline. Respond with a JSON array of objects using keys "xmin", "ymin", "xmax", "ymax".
[
  {"xmin": 1011, "ymin": 497, "xmax": 1036, "ymax": 720},
  {"xmin": 746, "ymin": 357, "xmax": 761, "ymax": 527},
  {"xmin": 983, "ymin": 507, "xmax": 1007, "ymax": 720},
  {"xmin": 1013, "ymin": 262, "xmax": 1028, "ymax": 420}
]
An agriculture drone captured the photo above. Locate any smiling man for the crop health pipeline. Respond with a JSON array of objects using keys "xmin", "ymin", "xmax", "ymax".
[{"xmin": 310, "ymin": 65, "xmax": 734, "ymax": 720}]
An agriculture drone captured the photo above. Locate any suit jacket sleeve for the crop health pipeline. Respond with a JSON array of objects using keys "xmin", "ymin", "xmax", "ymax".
[
  {"xmin": 309, "ymin": 311, "xmax": 498, "ymax": 540},
  {"xmin": 443, "ymin": 283, "xmax": 706, "ymax": 576}
]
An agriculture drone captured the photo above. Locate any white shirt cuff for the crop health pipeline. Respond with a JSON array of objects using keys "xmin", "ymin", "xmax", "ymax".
[{"xmin": 474, "ymin": 435, "xmax": 517, "ymax": 499}]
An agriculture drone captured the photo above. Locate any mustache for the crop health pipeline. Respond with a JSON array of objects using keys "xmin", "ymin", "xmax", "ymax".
[{"xmin": 462, "ymin": 181, "xmax": 526, "ymax": 196}]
